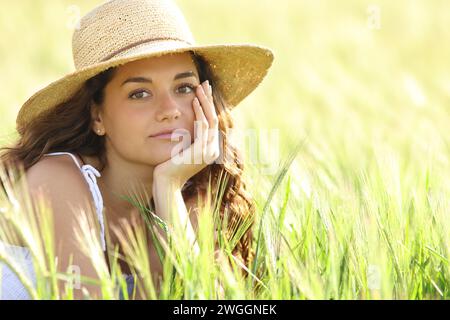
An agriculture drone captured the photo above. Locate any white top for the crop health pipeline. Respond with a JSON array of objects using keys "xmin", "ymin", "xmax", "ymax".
[{"xmin": 0, "ymin": 152, "xmax": 113, "ymax": 299}]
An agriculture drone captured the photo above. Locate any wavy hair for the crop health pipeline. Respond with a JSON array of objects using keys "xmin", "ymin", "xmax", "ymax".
[{"xmin": 0, "ymin": 52, "xmax": 256, "ymax": 274}]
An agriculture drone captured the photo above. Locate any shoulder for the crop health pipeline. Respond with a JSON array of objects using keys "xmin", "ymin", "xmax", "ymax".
[
  {"xmin": 24, "ymin": 154, "xmax": 94, "ymax": 213},
  {"xmin": 26, "ymin": 154, "xmax": 84, "ymax": 187},
  {"xmin": 21, "ymin": 155, "xmax": 103, "ymax": 299}
]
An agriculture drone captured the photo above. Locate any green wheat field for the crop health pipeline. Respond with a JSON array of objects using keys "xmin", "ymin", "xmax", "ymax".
[{"xmin": 1, "ymin": 0, "xmax": 450, "ymax": 299}]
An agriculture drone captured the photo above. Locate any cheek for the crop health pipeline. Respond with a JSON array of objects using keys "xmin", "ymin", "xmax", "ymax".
[
  {"xmin": 105, "ymin": 105, "xmax": 150, "ymax": 144},
  {"xmin": 177, "ymin": 98, "xmax": 196, "ymax": 141},
  {"xmin": 186, "ymin": 109, "xmax": 196, "ymax": 142},
  {"xmin": 115, "ymin": 103, "xmax": 149, "ymax": 125}
]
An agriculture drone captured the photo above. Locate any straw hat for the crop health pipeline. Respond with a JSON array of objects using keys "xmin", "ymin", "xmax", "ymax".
[{"xmin": 16, "ymin": 0, "xmax": 274, "ymax": 135}]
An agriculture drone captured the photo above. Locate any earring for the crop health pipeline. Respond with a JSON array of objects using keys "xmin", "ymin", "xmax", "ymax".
[{"xmin": 96, "ymin": 129, "xmax": 102, "ymax": 135}]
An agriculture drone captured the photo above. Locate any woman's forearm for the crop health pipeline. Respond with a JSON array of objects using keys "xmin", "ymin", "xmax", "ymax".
[{"xmin": 151, "ymin": 176, "xmax": 199, "ymax": 255}]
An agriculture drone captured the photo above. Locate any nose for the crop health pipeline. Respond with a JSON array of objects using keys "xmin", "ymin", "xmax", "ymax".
[{"xmin": 155, "ymin": 91, "xmax": 181, "ymax": 122}]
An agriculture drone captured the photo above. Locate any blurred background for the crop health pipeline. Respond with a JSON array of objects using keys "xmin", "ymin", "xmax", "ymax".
[
  {"xmin": 1, "ymin": 0, "xmax": 449, "ymax": 189},
  {"xmin": 2, "ymin": 0, "xmax": 450, "ymax": 299}
]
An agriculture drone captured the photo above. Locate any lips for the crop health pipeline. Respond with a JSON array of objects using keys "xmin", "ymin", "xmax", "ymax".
[
  {"xmin": 150, "ymin": 129, "xmax": 175, "ymax": 137},
  {"xmin": 150, "ymin": 128, "xmax": 184, "ymax": 139}
]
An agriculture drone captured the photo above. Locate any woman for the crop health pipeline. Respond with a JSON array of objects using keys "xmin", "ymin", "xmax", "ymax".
[{"xmin": 0, "ymin": 0, "xmax": 273, "ymax": 299}]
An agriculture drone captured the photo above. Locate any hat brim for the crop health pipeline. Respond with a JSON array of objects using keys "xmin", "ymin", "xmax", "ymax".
[{"xmin": 16, "ymin": 41, "xmax": 274, "ymax": 134}]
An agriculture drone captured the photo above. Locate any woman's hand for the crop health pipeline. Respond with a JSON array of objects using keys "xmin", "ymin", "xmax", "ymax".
[
  {"xmin": 153, "ymin": 80, "xmax": 220, "ymax": 188},
  {"xmin": 150, "ymin": 81, "xmax": 218, "ymax": 255}
]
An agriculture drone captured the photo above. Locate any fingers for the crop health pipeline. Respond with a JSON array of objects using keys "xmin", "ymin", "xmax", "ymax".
[
  {"xmin": 192, "ymin": 97, "xmax": 208, "ymax": 145},
  {"xmin": 196, "ymin": 80, "xmax": 219, "ymax": 130},
  {"xmin": 191, "ymin": 80, "xmax": 221, "ymax": 164}
]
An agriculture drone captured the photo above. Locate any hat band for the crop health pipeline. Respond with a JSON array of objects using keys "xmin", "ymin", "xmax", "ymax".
[{"xmin": 100, "ymin": 37, "xmax": 194, "ymax": 62}]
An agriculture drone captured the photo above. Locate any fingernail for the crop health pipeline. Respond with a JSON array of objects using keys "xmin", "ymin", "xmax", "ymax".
[{"xmin": 208, "ymin": 84, "xmax": 212, "ymax": 95}]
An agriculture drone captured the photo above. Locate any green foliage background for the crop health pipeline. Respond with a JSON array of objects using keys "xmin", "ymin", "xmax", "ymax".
[{"xmin": 1, "ymin": 0, "xmax": 450, "ymax": 299}]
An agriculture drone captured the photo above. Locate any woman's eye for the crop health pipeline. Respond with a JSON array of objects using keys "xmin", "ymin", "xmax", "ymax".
[
  {"xmin": 129, "ymin": 90, "xmax": 151, "ymax": 100},
  {"xmin": 177, "ymin": 84, "xmax": 194, "ymax": 94}
]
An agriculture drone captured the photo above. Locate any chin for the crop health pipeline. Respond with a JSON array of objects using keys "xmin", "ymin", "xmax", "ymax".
[
  {"xmin": 148, "ymin": 148, "xmax": 177, "ymax": 164},
  {"xmin": 148, "ymin": 138, "xmax": 188, "ymax": 159}
]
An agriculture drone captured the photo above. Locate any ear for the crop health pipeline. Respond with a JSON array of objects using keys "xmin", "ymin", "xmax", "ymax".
[{"xmin": 90, "ymin": 103, "xmax": 105, "ymax": 135}]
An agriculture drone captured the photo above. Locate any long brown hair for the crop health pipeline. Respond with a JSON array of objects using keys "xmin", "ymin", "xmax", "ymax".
[{"xmin": 0, "ymin": 52, "xmax": 255, "ymax": 272}]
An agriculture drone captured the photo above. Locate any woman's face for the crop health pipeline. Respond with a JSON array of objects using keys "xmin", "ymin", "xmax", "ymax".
[{"xmin": 95, "ymin": 52, "xmax": 199, "ymax": 166}]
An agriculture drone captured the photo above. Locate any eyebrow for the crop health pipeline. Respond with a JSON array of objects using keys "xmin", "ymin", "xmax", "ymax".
[{"xmin": 121, "ymin": 71, "xmax": 197, "ymax": 86}]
